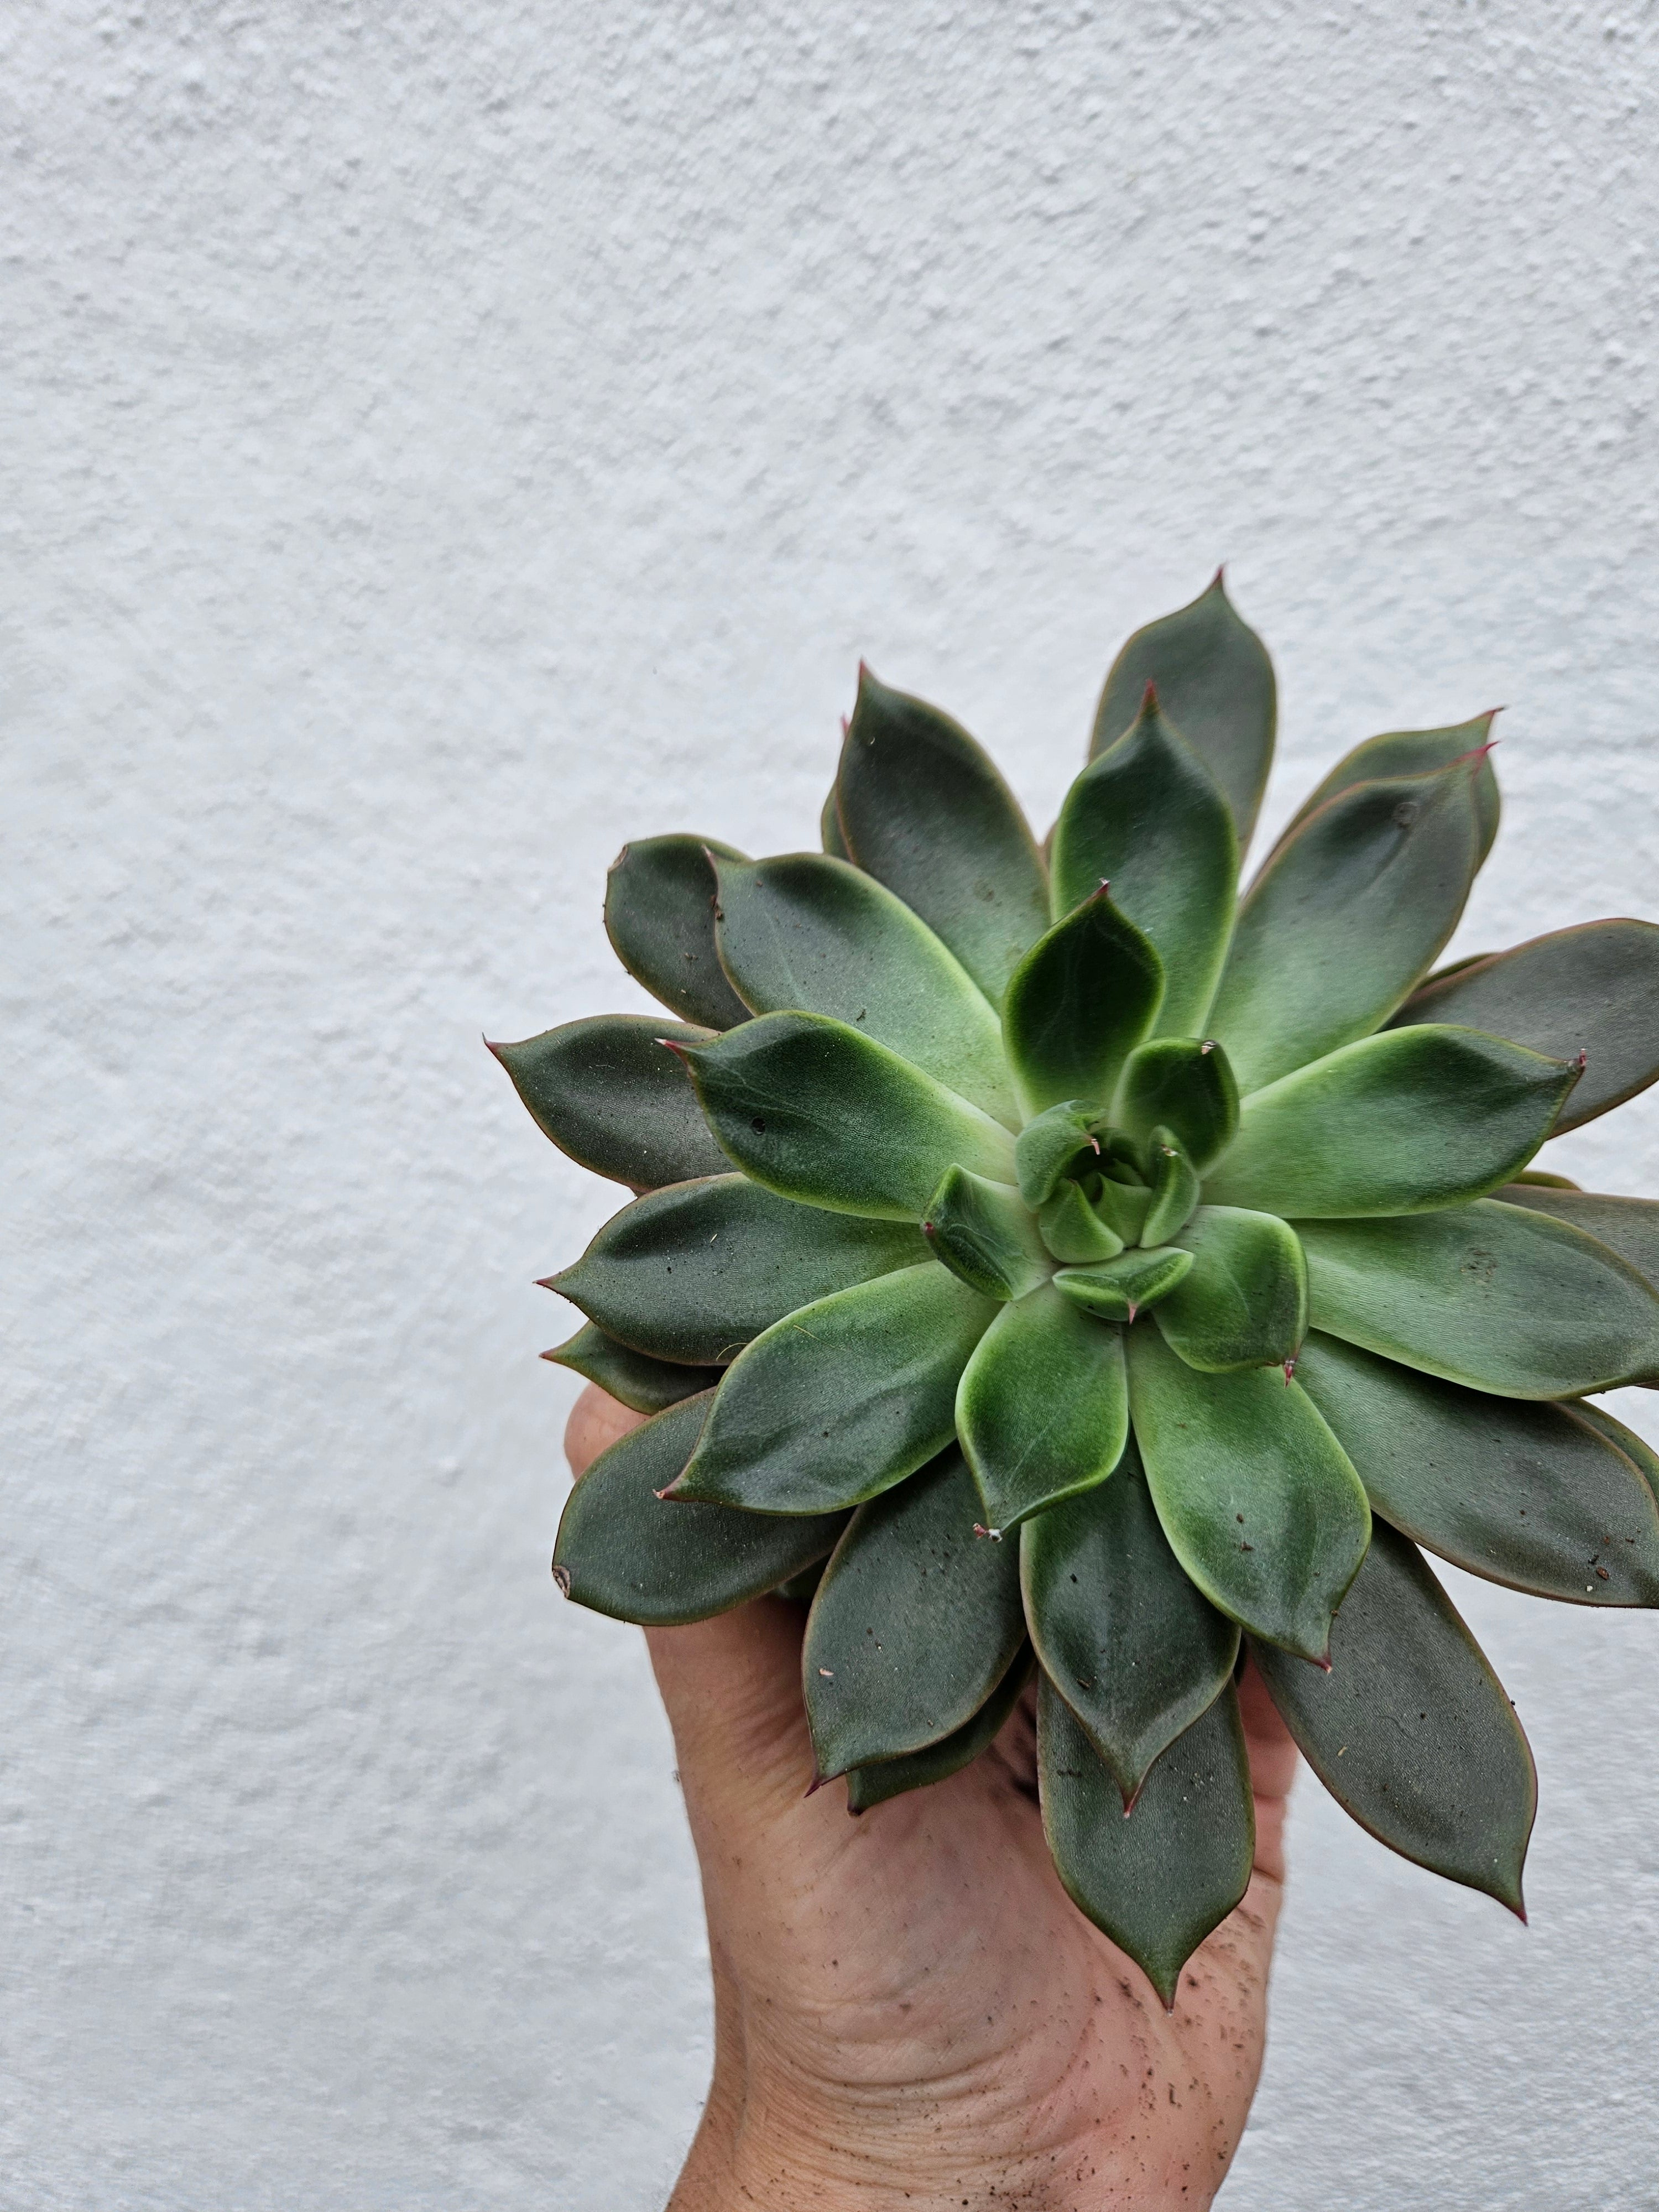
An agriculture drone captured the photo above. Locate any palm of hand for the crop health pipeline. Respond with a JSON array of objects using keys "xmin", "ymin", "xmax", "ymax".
[{"xmin": 567, "ymin": 1384, "xmax": 1298, "ymax": 2212}]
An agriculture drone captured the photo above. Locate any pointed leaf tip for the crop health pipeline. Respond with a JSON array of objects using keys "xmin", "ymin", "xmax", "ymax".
[{"xmin": 1140, "ymin": 679, "xmax": 1159, "ymax": 712}]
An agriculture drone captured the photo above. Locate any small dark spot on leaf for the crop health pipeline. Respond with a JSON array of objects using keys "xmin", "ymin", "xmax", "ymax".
[{"xmin": 751, "ymin": 1116, "xmax": 766, "ymax": 1132}]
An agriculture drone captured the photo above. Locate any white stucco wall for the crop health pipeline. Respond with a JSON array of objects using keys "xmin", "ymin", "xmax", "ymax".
[{"xmin": 6, "ymin": 4, "xmax": 1659, "ymax": 2205}]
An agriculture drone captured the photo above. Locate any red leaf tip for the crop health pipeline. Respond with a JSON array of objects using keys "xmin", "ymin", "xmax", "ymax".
[{"xmin": 1139, "ymin": 679, "xmax": 1159, "ymax": 712}]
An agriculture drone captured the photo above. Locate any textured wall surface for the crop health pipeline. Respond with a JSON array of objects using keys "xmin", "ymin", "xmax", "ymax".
[{"xmin": 6, "ymin": 4, "xmax": 1659, "ymax": 2206}]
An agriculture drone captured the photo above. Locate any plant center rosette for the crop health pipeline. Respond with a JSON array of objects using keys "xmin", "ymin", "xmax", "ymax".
[{"xmin": 494, "ymin": 576, "xmax": 1659, "ymax": 2007}]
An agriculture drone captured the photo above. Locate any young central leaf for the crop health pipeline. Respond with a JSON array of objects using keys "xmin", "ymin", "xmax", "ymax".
[
  {"xmin": 1154, "ymin": 1205, "xmax": 1307, "ymax": 1373},
  {"xmin": 1054, "ymin": 1248, "xmax": 1193, "ymax": 1322},
  {"xmin": 1003, "ymin": 890, "xmax": 1165, "ymax": 1119},
  {"xmin": 923, "ymin": 1166, "xmax": 1051, "ymax": 1301},
  {"xmin": 1114, "ymin": 1036, "xmax": 1239, "ymax": 1172}
]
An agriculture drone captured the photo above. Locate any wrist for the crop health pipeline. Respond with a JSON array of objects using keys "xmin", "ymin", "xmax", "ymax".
[{"xmin": 670, "ymin": 2060, "xmax": 1178, "ymax": 2212}]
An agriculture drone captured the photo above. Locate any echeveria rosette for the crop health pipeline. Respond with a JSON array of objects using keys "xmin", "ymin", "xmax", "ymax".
[{"xmin": 497, "ymin": 573, "xmax": 1659, "ymax": 2010}]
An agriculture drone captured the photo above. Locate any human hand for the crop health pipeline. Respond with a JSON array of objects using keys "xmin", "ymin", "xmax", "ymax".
[{"xmin": 565, "ymin": 1383, "xmax": 1300, "ymax": 2211}]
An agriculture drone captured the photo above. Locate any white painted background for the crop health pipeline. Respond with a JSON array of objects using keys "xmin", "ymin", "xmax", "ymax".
[{"xmin": 6, "ymin": 4, "xmax": 1658, "ymax": 2205}]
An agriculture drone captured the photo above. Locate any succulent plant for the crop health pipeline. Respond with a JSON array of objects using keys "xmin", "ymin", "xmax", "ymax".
[{"xmin": 495, "ymin": 576, "xmax": 1659, "ymax": 2006}]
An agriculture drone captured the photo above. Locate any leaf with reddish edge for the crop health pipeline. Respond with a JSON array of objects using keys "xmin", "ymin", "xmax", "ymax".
[
  {"xmin": 1051, "ymin": 686, "xmax": 1239, "ymax": 1034},
  {"xmin": 1091, "ymin": 572, "xmax": 1276, "ymax": 851},
  {"xmin": 1127, "ymin": 1324, "xmax": 1370, "ymax": 1662},
  {"xmin": 489, "ymin": 1016, "xmax": 729, "ymax": 1189},
  {"xmin": 669, "ymin": 1263, "xmax": 997, "ymax": 1514},
  {"xmin": 836, "ymin": 666, "xmax": 1050, "ymax": 1005},
  {"xmin": 844, "ymin": 1648, "xmax": 1035, "ymax": 1813},
  {"xmin": 1391, "ymin": 920, "xmax": 1659, "ymax": 1133},
  {"xmin": 1295, "ymin": 1331, "xmax": 1659, "ymax": 1606},
  {"xmin": 1250, "ymin": 1521, "xmax": 1535, "ymax": 1915},
  {"xmin": 544, "ymin": 1323, "xmax": 722, "ymax": 1413},
  {"xmin": 1022, "ymin": 1436, "xmax": 1239, "ymax": 1804},
  {"xmin": 956, "ymin": 1284, "xmax": 1129, "ymax": 1531},
  {"xmin": 552, "ymin": 1394, "xmax": 846, "ymax": 1627},
  {"xmin": 604, "ymin": 834, "xmax": 751, "ymax": 1030},
  {"xmin": 1039, "ymin": 1674, "xmax": 1254, "ymax": 2010},
  {"xmin": 804, "ymin": 1447, "xmax": 1026, "ymax": 1777}
]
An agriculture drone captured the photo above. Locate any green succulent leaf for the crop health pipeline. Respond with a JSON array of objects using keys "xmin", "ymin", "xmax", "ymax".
[
  {"xmin": 552, "ymin": 1394, "xmax": 846, "ymax": 1625},
  {"xmin": 1057, "ymin": 1248, "xmax": 1186, "ymax": 1310},
  {"xmin": 1140, "ymin": 1127, "xmax": 1202, "ymax": 1245},
  {"xmin": 1003, "ymin": 889, "xmax": 1165, "ymax": 1119},
  {"xmin": 1208, "ymin": 757, "xmax": 1487, "ymax": 1095},
  {"xmin": 674, "ymin": 1011, "xmax": 1016, "ymax": 1219},
  {"xmin": 836, "ymin": 666, "xmax": 1050, "ymax": 1005},
  {"xmin": 1297, "ymin": 1201, "xmax": 1659, "ymax": 1398},
  {"xmin": 1126, "ymin": 1326, "xmax": 1371, "ymax": 1661},
  {"xmin": 544, "ymin": 1323, "xmax": 722, "ymax": 1413},
  {"xmin": 1014, "ymin": 1100, "xmax": 1107, "ymax": 1207},
  {"xmin": 1091, "ymin": 573, "xmax": 1277, "ymax": 852},
  {"xmin": 669, "ymin": 1264, "xmax": 997, "ymax": 1513},
  {"xmin": 923, "ymin": 1166, "xmax": 1052, "ymax": 1301},
  {"xmin": 710, "ymin": 852, "xmax": 1018, "ymax": 1125},
  {"xmin": 1154, "ymin": 1206, "xmax": 1307, "ymax": 1373},
  {"xmin": 1021, "ymin": 1436, "xmax": 1239, "ymax": 1803},
  {"xmin": 1204, "ymin": 1026, "xmax": 1579, "ymax": 1218},
  {"xmin": 1093, "ymin": 1173, "xmax": 1154, "ymax": 1245},
  {"xmin": 1294, "ymin": 1332, "xmax": 1659, "ymax": 1606},
  {"xmin": 1391, "ymin": 921, "xmax": 1659, "ymax": 1134},
  {"xmin": 956, "ymin": 1284, "xmax": 1130, "ymax": 1531},
  {"xmin": 804, "ymin": 1446, "xmax": 1027, "ymax": 1776},
  {"xmin": 491, "ymin": 1017, "xmax": 731, "ymax": 1189},
  {"xmin": 1114, "ymin": 1037, "xmax": 1239, "ymax": 1172},
  {"xmin": 844, "ymin": 1648, "xmax": 1035, "ymax": 1813},
  {"xmin": 1496, "ymin": 1184, "xmax": 1659, "ymax": 1289},
  {"xmin": 550, "ymin": 1174, "xmax": 928, "ymax": 1365},
  {"xmin": 604, "ymin": 835, "xmax": 752, "ymax": 1030},
  {"xmin": 820, "ymin": 783, "xmax": 852, "ymax": 860},
  {"xmin": 1250, "ymin": 1521, "xmax": 1535, "ymax": 1914},
  {"xmin": 1038, "ymin": 1178, "xmax": 1126, "ymax": 1264},
  {"xmin": 1575, "ymin": 1401, "xmax": 1659, "ymax": 1510},
  {"xmin": 1275, "ymin": 715, "xmax": 1500, "ymax": 864},
  {"xmin": 1053, "ymin": 1247, "xmax": 1193, "ymax": 1322},
  {"xmin": 1051, "ymin": 691, "xmax": 1240, "ymax": 1034},
  {"xmin": 1039, "ymin": 1675, "xmax": 1254, "ymax": 2009}
]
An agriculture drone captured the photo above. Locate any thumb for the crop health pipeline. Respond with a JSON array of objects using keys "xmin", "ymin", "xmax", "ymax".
[{"xmin": 563, "ymin": 1380, "xmax": 647, "ymax": 1477}]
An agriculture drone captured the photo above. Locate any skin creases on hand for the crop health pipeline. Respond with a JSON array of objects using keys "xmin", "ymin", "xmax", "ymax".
[{"xmin": 562, "ymin": 1379, "xmax": 1298, "ymax": 2212}]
